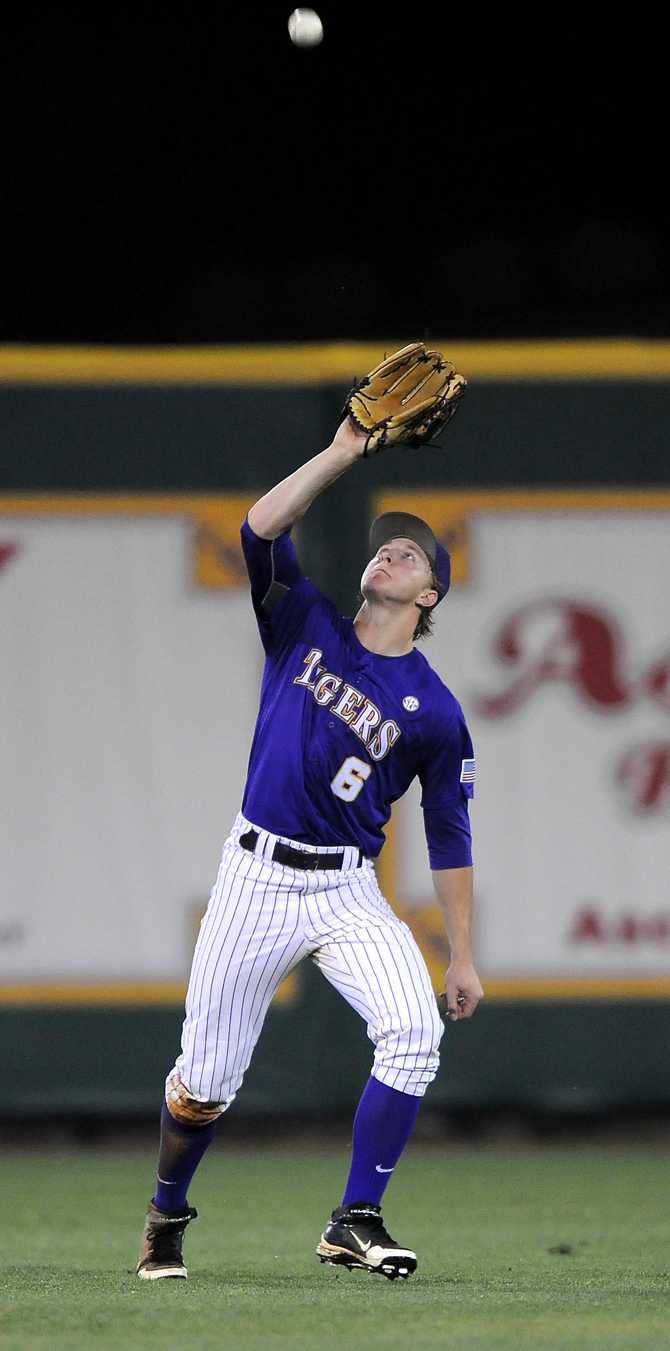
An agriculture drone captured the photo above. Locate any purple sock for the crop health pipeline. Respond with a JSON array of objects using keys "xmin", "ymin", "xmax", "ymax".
[
  {"xmin": 153, "ymin": 1100, "xmax": 219, "ymax": 1212},
  {"xmin": 341, "ymin": 1076, "xmax": 422, "ymax": 1208}
]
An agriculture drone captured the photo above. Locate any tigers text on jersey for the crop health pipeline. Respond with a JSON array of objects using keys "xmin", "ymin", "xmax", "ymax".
[{"xmin": 240, "ymin": 519, "xmax": 474, "ymax": 869}]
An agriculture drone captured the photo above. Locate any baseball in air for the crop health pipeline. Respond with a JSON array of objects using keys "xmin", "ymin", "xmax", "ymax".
[{"xmin": 288, "ymin": 8, "xmax": 323, "ymax": 46}]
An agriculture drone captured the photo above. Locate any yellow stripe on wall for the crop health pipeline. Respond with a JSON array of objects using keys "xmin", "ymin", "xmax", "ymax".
[
  {"xmin": 0, "ymin": 978, "xmax": 668, "ymax": 1006},
  {"xmin": 2, "ymin": 488, "xmax": 669, "ymax": 518},
  {"xmin": 0, "ymin": 983, "xmax": 187, "ymax": 1006},
  {"xmin": 1, "ymin": 340, "xmax": 670, "ymax": 384},
  {"xmin": 484, "ymin": 978, "xmax": 670, "ymax": 1001}
]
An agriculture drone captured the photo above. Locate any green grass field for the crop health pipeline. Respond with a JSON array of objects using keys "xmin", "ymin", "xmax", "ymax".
[{"xmin": 0, "ymin": 1140, "xmax": 668, "ymax": 1351}]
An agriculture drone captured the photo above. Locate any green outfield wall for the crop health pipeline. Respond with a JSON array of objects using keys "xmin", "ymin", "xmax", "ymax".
[{"xmin": 3, "ymin": 976, "xmax": 670, "ymax": 1117}]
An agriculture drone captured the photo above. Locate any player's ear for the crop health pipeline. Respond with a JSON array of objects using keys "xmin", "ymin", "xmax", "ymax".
[{"xmin": 416, "ymin": 586, "xmax": 438, "ymax": 609}]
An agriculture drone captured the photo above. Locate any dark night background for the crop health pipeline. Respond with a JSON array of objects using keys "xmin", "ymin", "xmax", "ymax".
[{"xmin": 1, "ymin": 3, "xmax": 667, "ymax": 344}]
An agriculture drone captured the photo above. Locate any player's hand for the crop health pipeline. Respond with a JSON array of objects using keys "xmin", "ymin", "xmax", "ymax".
[
  {"xmin": 329, "ymin": 415, "xmax": 368, "ymax": 461},
  {"xmin": 442, "ymin": 961, "xmax": 484, "ymax": 1021}
]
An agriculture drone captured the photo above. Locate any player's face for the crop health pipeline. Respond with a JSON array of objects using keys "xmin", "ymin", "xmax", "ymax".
[{"xmin": 361, "ymin": 538, "xmax": 437, "ymax": 608}]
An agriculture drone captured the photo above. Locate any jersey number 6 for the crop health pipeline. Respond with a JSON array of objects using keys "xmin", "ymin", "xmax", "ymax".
[{"xmin": 331, "ymin": 756, "xmax": 372, "ymax": 803}]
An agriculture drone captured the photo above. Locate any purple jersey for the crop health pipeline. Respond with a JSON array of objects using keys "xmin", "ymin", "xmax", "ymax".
[{"xmin": 239, "ymin": 519, "xmax": 474, "ymax": 869}]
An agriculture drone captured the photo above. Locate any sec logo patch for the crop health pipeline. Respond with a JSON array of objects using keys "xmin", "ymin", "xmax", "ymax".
[{"xmin": 402, "ymin": 696, "xmax": 420, "ymax": 712}]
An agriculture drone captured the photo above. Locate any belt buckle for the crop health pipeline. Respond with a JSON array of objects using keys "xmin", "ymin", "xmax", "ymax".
[{"xmin": 290, "ymin": 846, "xmax": 330, "ymax": 871}]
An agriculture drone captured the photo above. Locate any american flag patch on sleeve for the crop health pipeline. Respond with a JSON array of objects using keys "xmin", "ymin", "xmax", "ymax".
[{"xmin": 460, "ymin": 758, "xmax": 476, "ymax": 786}]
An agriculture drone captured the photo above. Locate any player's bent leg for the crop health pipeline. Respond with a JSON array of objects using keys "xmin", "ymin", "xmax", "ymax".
[
  {"xmin": 366, "ymin": 923, "xmax": 444, "ymax": 1096},
  {"xmin": 313, "ymin": 911, "xmax": 444, "ymax": 1097},
  {"xmin": 153, "ymin": 1091, "xmax": 221, "ymax": 1209},
  {"xmin": 175, "ymin": 837, "xmax": 310, "ymax": 1111},
  {"xmin": 137, "ymin": 832, "xmax": 310, "ymax": 1280},
  {"xmin": 136, "ymin": 1088, "xmax": 221, "ymax": 1280},
  {"xmin": 312, "ymin": 883, "xmax": 443, "ymax": 1278},
  {"xmin": 315, "ymin": 1078, "xmax": 422, "ymax": 1279},
  {"xmin": 135, "ymin": 1075, "xmax": 240, "ymax": 1280}
]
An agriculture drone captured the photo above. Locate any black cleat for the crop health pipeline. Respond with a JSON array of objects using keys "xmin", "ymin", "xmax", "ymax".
[
  {"xmin": 316, "ymin": 1203, "xmax": 417, "ymax": 1280},
  {"xmin": 136, "ymin": 1200, "xmax": 198, "ymax": 1280}
]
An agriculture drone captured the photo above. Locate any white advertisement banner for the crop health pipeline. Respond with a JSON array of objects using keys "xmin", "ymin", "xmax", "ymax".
[{"xmin": 1, "ymin": 492, "xmax": 668, "ymax": 994}]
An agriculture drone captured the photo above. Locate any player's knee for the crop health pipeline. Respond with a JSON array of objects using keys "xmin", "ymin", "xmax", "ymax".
[
  {"xmin": 414, "ymin": 1004, "xmax": 444, "ymax": 1081},
  {"xmin": 376, "ymin": 997, "xmax": 444, "ymax": 1072},
  {"xmin": 414, "ymin": 1001, "xmax": 445, "ymax": 1088},
  {"xmin": 404, "ymin": 997, "xmax": 444, "ymax": 1059},
  {"xmin": 164, "ymin": 1070, "xmax": 228, "ymax": 1126}
]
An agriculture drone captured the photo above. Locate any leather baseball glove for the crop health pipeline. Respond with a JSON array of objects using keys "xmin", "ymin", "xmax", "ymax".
[{"xmin": 344, "ymin": 341, "xmax": 466, "ymax": 456}]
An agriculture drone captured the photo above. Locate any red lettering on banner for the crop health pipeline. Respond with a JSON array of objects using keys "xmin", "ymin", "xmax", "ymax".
[
  {"xmin": 570, "ymin": 908, "xmax": 605, "ymax": 942},
  {"xmin": 570, "ymin": 906, "xmax": 670, "ymax": 945},
  {"xmin": 617, "ymin": 743, "xmax": 670, "ymax": 812},
  {"xmin": 644, "ymin": 654, "xmax": 670, "ymax": 710},
  {"xmin": 476, "ymin": 599, "xmax": 631, "ymax": 716},
  {"xmin": 0, "ymin": 544, "xmax": 18, "ymax": 571}
]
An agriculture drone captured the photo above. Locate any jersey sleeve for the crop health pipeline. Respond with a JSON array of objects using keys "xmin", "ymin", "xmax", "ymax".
[
  {"xmin": 418, "ymin": 702, "xmax": 475, "ymax": 869},
  {"xmin": 422, "ymin": 802, "xmax": 472, "ymax": 870},
  {"xmin": 240, "ymin": 517, "xmax": 322, "ymax": 652}
]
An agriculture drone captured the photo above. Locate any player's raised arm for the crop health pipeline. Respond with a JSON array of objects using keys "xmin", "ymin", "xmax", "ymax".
[
  {"xmin": 248, "ymin": 339, "xmax": 466, "ymax": 540},
  {"xmin": 247, "ymin": 418, "xmax": 366, "ymax": 540}
]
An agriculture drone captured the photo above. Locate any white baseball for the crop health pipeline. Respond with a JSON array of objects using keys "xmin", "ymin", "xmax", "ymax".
[{"xmin": 288, "ymin": 8, "xmax": 323, "ymax": 47}]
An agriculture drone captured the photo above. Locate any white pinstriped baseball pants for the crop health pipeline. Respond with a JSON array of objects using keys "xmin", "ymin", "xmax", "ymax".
[{"xmin": 172, "ymin": 812, "xmax": 444, "ymax": 1109}]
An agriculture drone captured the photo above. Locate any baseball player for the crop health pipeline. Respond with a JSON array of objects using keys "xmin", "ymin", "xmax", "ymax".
[{"xmin": 136, "ymin": 348, "xmax": 483, "ymax": 1282}]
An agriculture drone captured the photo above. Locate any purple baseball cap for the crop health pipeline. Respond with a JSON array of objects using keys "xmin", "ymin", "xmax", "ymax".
[{"xmin": 369, "ymin": 512, "xmax": 451, "ymax": 603}]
